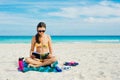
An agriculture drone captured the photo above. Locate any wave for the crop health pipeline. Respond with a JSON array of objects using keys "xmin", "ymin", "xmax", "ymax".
[{"xmin": 95, "ymin": 40, "xmax": 120, "ymax": 43}]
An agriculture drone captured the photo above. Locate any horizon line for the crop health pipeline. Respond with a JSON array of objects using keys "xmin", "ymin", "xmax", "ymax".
[{"xmin": 0, "ymin": 35, "xmax": 120, "ymax": 36}]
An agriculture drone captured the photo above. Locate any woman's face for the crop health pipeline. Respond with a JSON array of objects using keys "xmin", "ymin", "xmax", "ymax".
[{"xmin": 37, "ymin": 27, "xmax": 46, "ymax": 35}]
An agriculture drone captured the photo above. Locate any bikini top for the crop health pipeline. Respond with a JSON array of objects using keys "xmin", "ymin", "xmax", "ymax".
[{"xmin": 35, "ymin": 42, "xmax": 48, "ymax": 48}]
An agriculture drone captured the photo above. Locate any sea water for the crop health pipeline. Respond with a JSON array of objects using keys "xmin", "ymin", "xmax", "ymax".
[{"xmin": 0, "ymin": 36, "xmax": 120, "ymax": 44}]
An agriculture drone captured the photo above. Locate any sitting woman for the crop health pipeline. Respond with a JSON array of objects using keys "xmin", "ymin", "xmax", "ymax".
[{"xmin": 25, "ymin": 22, "xmax": 57, "ymax": 67}]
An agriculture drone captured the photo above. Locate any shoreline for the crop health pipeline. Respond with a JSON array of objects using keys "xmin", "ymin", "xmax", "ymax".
[{"xmin": 0, "ymin": 41, "xmax": 120, "ymax": 44}]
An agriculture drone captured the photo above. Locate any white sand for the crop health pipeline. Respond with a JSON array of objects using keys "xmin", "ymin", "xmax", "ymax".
[{"xmin": 0, "ymin": 43, "xmax": 120, "ymax": 80}]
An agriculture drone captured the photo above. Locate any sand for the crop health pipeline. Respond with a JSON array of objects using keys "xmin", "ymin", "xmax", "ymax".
[{"xmin": 0, "ymin": 43, "xmax": 120, "ymax": 80}]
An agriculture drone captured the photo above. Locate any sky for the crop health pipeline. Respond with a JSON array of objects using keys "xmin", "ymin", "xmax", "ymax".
[{"xmin": 0, "ymin": 0, "xmax": 120, "ymax": 36}]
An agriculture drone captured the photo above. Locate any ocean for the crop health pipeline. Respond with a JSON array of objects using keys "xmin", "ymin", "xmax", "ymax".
[{"xmin": 0, "ymin": 36, "xmax": 120, "ymax": 44}]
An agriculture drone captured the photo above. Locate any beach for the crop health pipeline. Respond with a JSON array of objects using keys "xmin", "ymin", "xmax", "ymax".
[{"xmin": 0, "ymin": 43, "xmax": 120, "ymax": 80}]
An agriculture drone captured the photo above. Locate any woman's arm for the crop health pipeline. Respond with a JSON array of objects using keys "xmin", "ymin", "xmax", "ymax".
[
  {"xmin": 48, "ymin": 35, "xmax": 53, "ymax": 54},
  {"xmin": 30, "ymin": 36, "xmax": 35, "ymax": 57}
]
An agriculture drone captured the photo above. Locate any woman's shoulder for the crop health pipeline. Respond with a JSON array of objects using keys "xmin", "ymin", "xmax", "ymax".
[
  {"xmin": 45, "ymin": 34, "xmax": 50, "ymax": 37},
  {"xmin": 32, "ymin": 36, "xmax": 35, "ymax": 39},
  {"xmin": 45, "ymin": 34, "xmax": 51, "ymax": 39},
  {"xmin": 31, "ymin": 36, "xmax": 36, "ymax": 42}
]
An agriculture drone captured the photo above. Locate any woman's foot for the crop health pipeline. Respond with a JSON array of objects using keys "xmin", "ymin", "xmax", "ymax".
[
  {"xmin": 28, "ymin": 64, "xmax": 36, "ymax": 68},
  {"xmin": 28, "ymin": 63, "xmax": 42, "ymax": 68}
]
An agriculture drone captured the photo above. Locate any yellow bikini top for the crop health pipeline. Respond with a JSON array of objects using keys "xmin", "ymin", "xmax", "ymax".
[{"xmin": 35, "ymin": 43, "xmax": 48, "ymax": 48}]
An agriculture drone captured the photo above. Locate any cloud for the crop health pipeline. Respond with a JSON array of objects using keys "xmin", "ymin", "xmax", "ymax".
[
  {"xmin": 0, "ymin": 12, "xmax": 40, "ymax": 26},
  {"xmin": 2, "ymin": 0, "xmax": 120, "ymax": 18},
  {"xmin": 84, "ymin": 17, "xmax": 120, "ymax": 23},
  {"xmin": 1, "ymin": 1, "xmax": 120, "ymax": 26},
  {"xmin": 48, "ymin": 7, "xmax": 80, "ymax": 18},
  {"xmin": 48, "ymin": 1, "xmax": 120, "ymax": 19},
  {"xmin": 99, "ymin": 0, "xmax": 120, "ymax": 8}
]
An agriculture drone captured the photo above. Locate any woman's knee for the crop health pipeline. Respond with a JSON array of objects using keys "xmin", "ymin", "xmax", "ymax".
[
  {"xmin": 51, "ymin": 57, "xmax": 57, "ymax": 62},
  {"xmin": 25, "ymin": 57, "xmax": 31, "ymax": 63}
]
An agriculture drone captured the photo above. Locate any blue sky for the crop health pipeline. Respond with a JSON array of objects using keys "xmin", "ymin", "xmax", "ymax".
[{"xmin": 0, "ymin": 0, "xmax": 120, "ymax": 36}]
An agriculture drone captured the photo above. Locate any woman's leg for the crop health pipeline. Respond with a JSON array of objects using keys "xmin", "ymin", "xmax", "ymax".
[
  {"xmin": 25, "ymin": 57, "xmax": 42, "ymax": 65},
  {"xmin": 37, "ymin": 54, "xmax": 57, "ymax": 67},
  {"xmin": 25, "ymin": 54, "xmax": 57, "ymax": 67},
  {"xmin": 29, "ymin": 54, "xmax": 57, "ymax": 67}
]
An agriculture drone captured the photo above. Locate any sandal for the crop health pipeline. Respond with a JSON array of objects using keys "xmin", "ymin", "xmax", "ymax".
[{"xmin": 64, "ymin": 61, "xmax": 79, "ymax": 66}]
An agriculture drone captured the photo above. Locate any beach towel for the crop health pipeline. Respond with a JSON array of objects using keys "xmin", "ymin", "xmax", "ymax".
[{"xmin": 18, "ymin": 60, "xmax": 62, "ymax": 72}]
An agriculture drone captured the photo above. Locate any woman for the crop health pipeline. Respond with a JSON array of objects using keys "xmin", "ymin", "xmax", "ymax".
[{"xmin": 25, "ymin": 22, "xmax": 57, "ymax": 67}]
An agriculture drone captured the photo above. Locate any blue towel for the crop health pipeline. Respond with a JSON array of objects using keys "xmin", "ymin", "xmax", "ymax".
[{"xmin": 19, "ymin": 61, "xmax": 62, "ymax": 72}]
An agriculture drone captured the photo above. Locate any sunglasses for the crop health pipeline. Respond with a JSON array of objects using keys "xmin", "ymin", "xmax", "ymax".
[{"xmin": 37, "ymin": 30, "xmax": 45, "ymax": 33}]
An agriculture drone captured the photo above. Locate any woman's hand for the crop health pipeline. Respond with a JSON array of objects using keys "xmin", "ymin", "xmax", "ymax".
[{"xmin": 30, "ymin": 54, "xmax": 35, "ymax": 59}]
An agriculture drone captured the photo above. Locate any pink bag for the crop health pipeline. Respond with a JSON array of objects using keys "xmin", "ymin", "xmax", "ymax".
[{"xmin": 18, "ymin": 57, "xmax": 24, "ymax": 71}]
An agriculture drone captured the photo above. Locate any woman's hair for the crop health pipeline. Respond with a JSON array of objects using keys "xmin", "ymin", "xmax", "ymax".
[{"xmin": 35, "ymin": 22, "xmax": 46, "ymax": 43}]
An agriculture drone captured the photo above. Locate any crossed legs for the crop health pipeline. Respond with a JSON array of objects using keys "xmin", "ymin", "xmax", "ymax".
[{"xmin": 25, "ymin": 54, "xmax": 57, "ymax": 67}]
